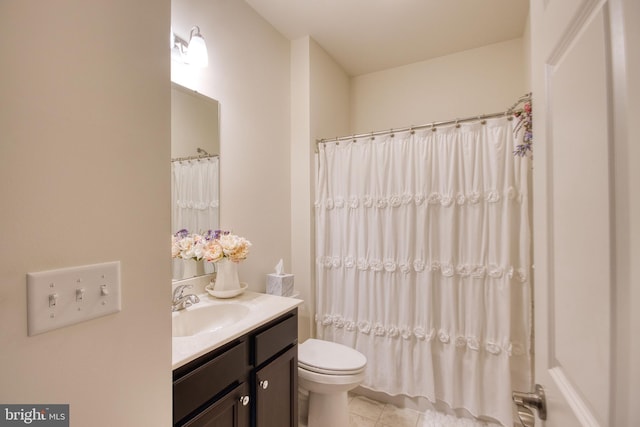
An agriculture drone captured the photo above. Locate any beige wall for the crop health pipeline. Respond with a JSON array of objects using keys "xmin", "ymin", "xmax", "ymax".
[
  {"xmin": 0, "ymin": 1, "xmax": 172, "ymax": 426},
  {"xmin": 349, "ymin": 38, "xmax": 526, "ymax": 134},
  {"xmin": 615, "ymin": 0, "xmax": 640, "ymax": 423},
  {"xmin": 290, "ymin": 37, "xmax": 351, "ymax": 341},
  {"xmin": 290, "ymin": 37, "xmax": 313, "ymax": 340},
  {"xmin": 309, "ymin": 40, "xmax": 351, "ymax": 141},
  {"xmin": 523, "ymin": 13, "xmax": 532, "ymax": 92},
  {"xmin": 172, "ymin": 0, "xmax": 291, "ymax": 292}
]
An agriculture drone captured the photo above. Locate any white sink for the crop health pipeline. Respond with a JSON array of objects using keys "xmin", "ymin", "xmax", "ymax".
[
  {"xmin": 172, "ymin": 290, "xmax": 304, "ymax": 369},
  {"xmin": 172, "ymin": 303, "xmax": 250, "ymax": 337}
]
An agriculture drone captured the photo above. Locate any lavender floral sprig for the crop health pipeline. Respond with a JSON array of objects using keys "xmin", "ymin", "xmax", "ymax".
[
  {"xmin": 174, "ymin": 229, "xmax": 189, "ymax": 239},
  {"xmin": 513, "ymin": 101, "xmax": 533, "ymax": 157},
  {"xmin": 203, "ymin": 229, "xmax": 229, "ymax": 241}
]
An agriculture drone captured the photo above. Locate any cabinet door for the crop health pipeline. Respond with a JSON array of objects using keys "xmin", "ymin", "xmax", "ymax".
[
  {"xmin": 254, "ymin": 346, "xmax": 298, "ymax": 427},
  {"xmin": 174, "ymin": 340, "xmax": 249, "ymax": 424},
  {"xmin": 182, "ymin": 382, "xmax": 250, "ymax": 427}
]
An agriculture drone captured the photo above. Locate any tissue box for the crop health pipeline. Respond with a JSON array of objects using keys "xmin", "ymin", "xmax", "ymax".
[{"xmin": 266, "ymin": 274, "xmax": 294, "ymax": 297}]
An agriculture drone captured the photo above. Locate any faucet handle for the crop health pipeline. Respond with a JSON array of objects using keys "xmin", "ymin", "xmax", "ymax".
[{"xmin": 173, "ymin": 284, "xmax": 193, "ymax": 299}]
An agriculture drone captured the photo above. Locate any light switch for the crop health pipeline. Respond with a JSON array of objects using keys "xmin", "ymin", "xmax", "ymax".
[{"xmin": 27, "ymin": 261, "xmax": 121, "ymax": 336}]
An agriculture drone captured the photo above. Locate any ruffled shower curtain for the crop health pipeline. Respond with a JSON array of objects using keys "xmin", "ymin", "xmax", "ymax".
[
  {"xmin": 315, "ymin": 117, "xmax": 531, "ymax": 427},
  {"xmin": 171, "ymin": 156, "xmax": 219, "ymax": 234}
]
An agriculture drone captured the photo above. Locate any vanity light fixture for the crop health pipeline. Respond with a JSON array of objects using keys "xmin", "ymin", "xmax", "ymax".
[{"xmin": 171, "ymin": 25, "xmax": 209, "ymax": 68}]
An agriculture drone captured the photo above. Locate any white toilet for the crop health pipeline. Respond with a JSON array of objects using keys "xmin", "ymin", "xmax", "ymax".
[{"xmin": 298, "ymin": 338, "xmax": 367, "ymax": 427}]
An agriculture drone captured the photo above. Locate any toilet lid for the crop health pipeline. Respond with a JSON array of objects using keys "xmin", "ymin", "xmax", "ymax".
[{"xmin": 298, "ymin": 339, "xmax": 367, "ymax": 375}]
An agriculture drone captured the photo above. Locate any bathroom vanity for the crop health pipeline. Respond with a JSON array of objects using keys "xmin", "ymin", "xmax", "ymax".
[{"xmin": 172, "ymin": 290, "xmax": 301, "ymax": 427}]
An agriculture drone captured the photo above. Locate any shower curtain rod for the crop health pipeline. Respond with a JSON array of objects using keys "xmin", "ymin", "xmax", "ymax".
[
  {"xmin": 315, "ymin": 92, "xmax": 532, "ymax": 151},
  {"xmin": 171, "ymin": 146, "xmax": 219, "ymax": 163},
  {"xmin": 171, "ymin": 153, "xmax": 218, "ymax": 163}
]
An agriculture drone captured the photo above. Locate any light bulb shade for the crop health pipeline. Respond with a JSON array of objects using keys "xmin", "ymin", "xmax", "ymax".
[{"xmin": 187, "ymin": 34, "xmax": 208, "ymax": 67}]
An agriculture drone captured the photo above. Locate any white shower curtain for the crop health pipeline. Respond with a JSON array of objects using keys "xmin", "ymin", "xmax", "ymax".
[
  {"xmin": 315, "ymin": 117, "xmax": 531, "ymax": 427},
  {"xmin": 171, "ymin": 157, "xmax": 219, "ymax": 234}
]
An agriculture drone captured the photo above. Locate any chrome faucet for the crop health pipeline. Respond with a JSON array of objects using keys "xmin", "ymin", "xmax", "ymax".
[{"xmin": 172, "ymin": 284, "xmax": 200, "ymax": 312}]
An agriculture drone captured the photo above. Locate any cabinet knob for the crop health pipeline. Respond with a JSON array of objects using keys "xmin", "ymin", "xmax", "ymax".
[
  {"xmin": 259, "ymin": 380, "xmax": 269, "ymax": 390},
  {"xmin": 239, "ymin": 395, "xmax": 250, "ymax": 406}
]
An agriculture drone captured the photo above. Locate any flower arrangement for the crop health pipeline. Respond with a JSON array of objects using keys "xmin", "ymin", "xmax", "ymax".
[
  {"xmin": 513, "ymin": 101, "xmax": 533, "ymax": 157},
  {"xmin": 172, "ymin": 229, "xmax": 252, "ymax": 263}
]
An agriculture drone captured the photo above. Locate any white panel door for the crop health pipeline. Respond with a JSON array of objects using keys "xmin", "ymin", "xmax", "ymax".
[{"xmin": 530, "ymin": 0, "xmax": 638, "ymax": 426}]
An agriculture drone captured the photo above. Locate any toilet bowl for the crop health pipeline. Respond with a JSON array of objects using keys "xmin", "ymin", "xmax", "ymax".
[{"xmin": 298, "ymin": 338, "xmax": 367, "ymax": 427}]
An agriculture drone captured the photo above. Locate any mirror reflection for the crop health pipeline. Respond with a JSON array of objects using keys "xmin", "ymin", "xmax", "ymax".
[{"xmin": 171, "ymin": 82, "xmax": 220, "ymax": 280}]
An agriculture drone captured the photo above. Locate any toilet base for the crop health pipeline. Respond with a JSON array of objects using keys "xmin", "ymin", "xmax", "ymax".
[
  {"xmin": 298, "ymin": 389, "xmax": 309, "ymax": 426},
  {"xmin": 307, "ymin": 390, "xmax": 349, "ymax": 427}
]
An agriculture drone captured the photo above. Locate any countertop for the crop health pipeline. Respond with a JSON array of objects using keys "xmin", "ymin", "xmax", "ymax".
[{"xmin": 172, "ymin": 290, "xmax": 303, "ymax": 369}]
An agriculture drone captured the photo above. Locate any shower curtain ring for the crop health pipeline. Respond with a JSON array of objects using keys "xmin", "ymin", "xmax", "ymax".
[{"xmin": 431, "ymin": 122, "xmax": 437, "ymax": 132}]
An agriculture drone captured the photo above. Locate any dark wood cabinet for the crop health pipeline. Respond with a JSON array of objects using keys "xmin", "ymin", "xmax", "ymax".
[
  {"xmin": 174, "ymin": 309, "xmax": 298, "ymax": 427},
  {"xmin": 173, "ymin": 339, "xmax": 249, "ymax": 425},
  {"xmin": 182, "ymin": 382, "xmax": 250, "ymax": 427},
  {"xmin": 254, "ymin": 345, "xmax": 297, "ymax": 427}
]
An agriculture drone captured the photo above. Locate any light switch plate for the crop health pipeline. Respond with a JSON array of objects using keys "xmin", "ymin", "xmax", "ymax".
[{"xmin": 27, "ymin": 261, "xmax": 121, "ymax": 336}]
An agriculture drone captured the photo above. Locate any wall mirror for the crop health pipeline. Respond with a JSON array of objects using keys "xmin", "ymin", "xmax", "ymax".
[{"xmin": 171, "ymin": 82, "xmax": 220, "ymax": 280}]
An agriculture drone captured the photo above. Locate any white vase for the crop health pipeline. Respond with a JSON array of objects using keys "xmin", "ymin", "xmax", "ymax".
[
  {"xmin": 182, "ymin": 259, "xmax": 197, "ymax": 279},
  {"xmin": 213, "ymin": 258, "xmax": 241, "ymax": 291},
  {"xmin": 204, "ymin": 261, "xmax": 216, "ymax": 275},
  {"xmin": 172, "ymin": 258, "xmax": 183, "ymax": 281}
]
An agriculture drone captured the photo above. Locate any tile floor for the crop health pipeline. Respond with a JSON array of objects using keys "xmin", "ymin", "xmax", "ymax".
[
  {"xmin": 299, "ymin": 392, "xmax": 500, "ymax": 427},
  {"xmin": 347, "ymin": 394, "xmax": 498, "ymax": 427}
]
